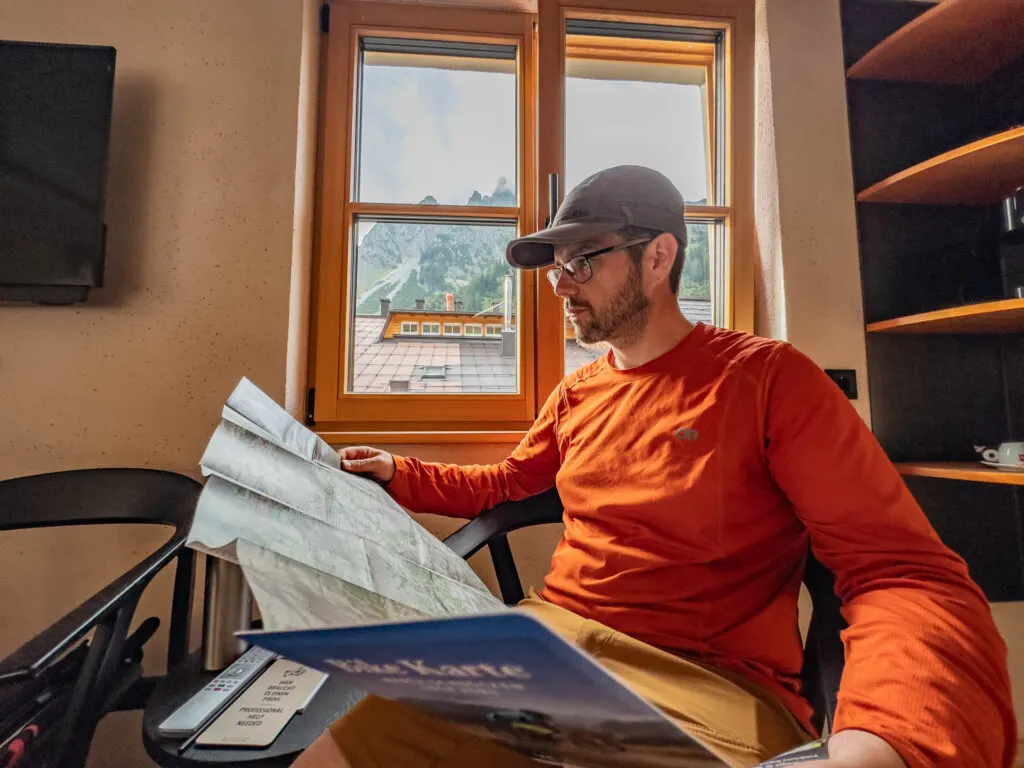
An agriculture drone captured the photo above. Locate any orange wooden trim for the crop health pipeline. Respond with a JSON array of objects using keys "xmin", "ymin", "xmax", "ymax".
[
  {"xmin": 896, "ymin": 462, "xmax": 1024, "ymax": 487},
  {"xmin": 517, "ymin": 12, "xmax": 541, "ymax": 420},
  {"xmin": 856, "ymin": 127, "xmax": 1024, "ymax": 207},
  {"xmin": 534, "ymin": 1, "xmax": 568, "ymax": 404},
  {"xmin": 318, "ymin": 430, "xmax": 529, "ymax": 445},
  {"xmin": 683, "ymin": 205, "xmax": 729, "ymax": 219},
  {"xmin": 722, "ymin": 13, "xmax": 754, "ymax": 333},
  {"xmin": 566, "ymin": 34, "xmax": 715, "ymax": 64},
  {"xmin": 567, "ymin": 33, "xmax": 715, "ymax": 54},
  {"xmin": 846, "ymin": 0, "xmax": 1024, "ymax": 86},
  {"xmin": 311, "ymin": 0, "xmax": 356, "ymax": 422},
  {"xmin": 564, "ymin": 5, "xmax": 742, "ymax": 29},
  {"xmin": 305, "ymin": 21, "xmax": 333, "ymax": 403},
  {"xmin": 325, "ymin": 389, "xmax": 537, "ymax": 421},
  {"xmin": 567, "ymin": 48, "xmax": 710, "ymax": 67},
  {"xmin": 317, "ymin": 421, "xmax": 536, "ymax": 434},
  {"xmin": 866, "ymin": 299, "xmax": 1024, "ymax": 334},
  {"xmin": 704, "ymin": 60, "xmax": 715, "ymax": 205},
  {"xmin": 348, "ymin": 202, "xmax": 521, "ymax": 219},
  {"xmin": 341, "ymin": 0, "xmax": 535, "ymax": 35},
  {"xmin": 521, "ymin": 12, "xmax": 539, "ymax": 242},
  {"xmin": 337, "ymin": 21, "xmax": 363, "ymax": 405}
]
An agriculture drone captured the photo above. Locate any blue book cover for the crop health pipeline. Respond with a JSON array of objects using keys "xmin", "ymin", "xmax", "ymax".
[{"xmin": 239, "ymin": 612, "xmax": 723, "ymax": 766}]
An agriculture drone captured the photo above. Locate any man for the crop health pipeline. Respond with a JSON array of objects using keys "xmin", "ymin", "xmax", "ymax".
[{"xmin": 300, "ymin": 166, "xmax": 1015, "ymax": 767}]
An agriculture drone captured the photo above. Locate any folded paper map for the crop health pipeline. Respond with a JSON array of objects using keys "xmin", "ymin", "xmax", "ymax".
[{"xmin": 187, "ymin": 377, "xmax": 503, "ymax": 631}]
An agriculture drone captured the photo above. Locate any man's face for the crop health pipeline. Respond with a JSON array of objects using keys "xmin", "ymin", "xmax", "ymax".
[{"xmin": 551, "ymin": 233, "xmax": 652, "ymax": 349}]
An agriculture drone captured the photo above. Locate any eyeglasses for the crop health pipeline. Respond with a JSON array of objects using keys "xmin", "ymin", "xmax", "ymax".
[{"xmin": 546, "ymin": 238, "xmax": 652, "ymax": 288}]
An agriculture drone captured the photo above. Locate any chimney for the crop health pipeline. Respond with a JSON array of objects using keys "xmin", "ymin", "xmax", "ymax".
[
  {"xmin": 503, "ymin": 272, "xmax": 513, "ymax": 331},
  {"xmin": 415, "ymin": 298, "xmax": 425, "ymax": 310},
  {"xmin": 445, "ymin": 293, "xmax": 454, "ymax": 312},
  {"xmin": 379, "ymin": 297, "xmax": 391, "ymax": 317},
  {"xmin": 455, "ymin": 300, "xmax": 464, "ymax": 312},
  {"xmin": 501, "ymin": 271, "xmax": 516, "ymax": 358}
]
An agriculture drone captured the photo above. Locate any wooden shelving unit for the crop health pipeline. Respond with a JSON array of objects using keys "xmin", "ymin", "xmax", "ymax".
[
  {"xmin": 843, "ymin": 0, "xmax": 1024, "ymax": 598},
  {"xmin": 867, "ymin": 299, "xmax": 1024, "ymax": 334},
  {"xmin": 856, "ymin": 126, "xmax": 1024, "ymax": 206},
  {"xmin": 896, "ymin": 462, "xmax": 1024, "ymax": 487},
  {"xmin": 846, "ymin": 0, "xmax": 1024, "ymax": 85}
]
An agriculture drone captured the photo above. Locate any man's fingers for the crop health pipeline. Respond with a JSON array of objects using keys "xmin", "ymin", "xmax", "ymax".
[
  {"xmin": 338, "ymin": 447, "xmax": 392, "ymax": 483},
  {"xmin": 339, "ymin": 446, "xmax": 376, "ymax": 461},
  {"xmin": 341, "ymin": 457, "xmax": 378, "ymax": 472}
]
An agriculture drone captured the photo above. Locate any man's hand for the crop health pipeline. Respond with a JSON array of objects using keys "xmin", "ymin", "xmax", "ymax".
[
  {"xmin": 795, "ymin": 730, "xmax": 905, "ymax": 768},
  {"xmin": 338, "ymin": 446, "xmax": 396, "ymax": 484}
]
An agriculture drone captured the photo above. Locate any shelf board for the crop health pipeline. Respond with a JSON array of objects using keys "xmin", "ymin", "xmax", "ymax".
[
  {"xmin": 866, "ymin": 299, "xmax": 1024, "ymax": 334},
  {"xmin": 896, "ymin": 462, "xmax": 1024, "ymax": 486},
  {"xmin": 847, "ymin": 0, "xmax": 1024, "ymax": 85},
  {"xmin": 856, "ymin": 127, "xmax": 1024, "ymax": 206}
]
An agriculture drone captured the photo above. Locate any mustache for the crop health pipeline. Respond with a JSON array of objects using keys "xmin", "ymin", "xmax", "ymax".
[{"xmin": 564, "ymin": 300, "xmax": 592, "ymax": 312}]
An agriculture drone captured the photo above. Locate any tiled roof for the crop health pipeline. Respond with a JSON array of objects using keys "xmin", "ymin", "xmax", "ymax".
[
  {"xmin": 353, "ymin": 316, "xmax": 518, "ymax": 393},
  {"xmin": 351, "ymin": 298, "xmax": 713, "ymax": 394}
]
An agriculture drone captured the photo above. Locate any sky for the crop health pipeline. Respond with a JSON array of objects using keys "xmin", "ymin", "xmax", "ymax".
[
  {"xmin": 356, "ymin": 56, "xmax": 710, "ymax": 224},
  {"xmin": 359, "ymin": 62, "xmax": 517, "ymax": 208}
]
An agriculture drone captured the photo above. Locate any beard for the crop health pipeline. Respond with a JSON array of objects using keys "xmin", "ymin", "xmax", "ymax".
[{"xmin": 567, "ymin": 265, "xmax": 652, "ymax": 350}]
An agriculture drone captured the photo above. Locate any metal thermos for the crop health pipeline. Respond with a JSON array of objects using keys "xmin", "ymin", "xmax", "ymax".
[
  {"xmin": 1000, "ymin": 188, "xmax": 1024, "ymax": 298},
  {"xmin": 1001, "ymin": 187, "xmax": 1024, "ymax": 243},
  {"xmin": 201, "ymin": 558, "xmax": 252, "ymax": 671}
]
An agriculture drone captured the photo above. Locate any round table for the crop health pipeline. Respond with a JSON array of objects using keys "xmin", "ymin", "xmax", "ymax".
[{"xmin": 142, "ymin": 653, "xmax": 364, "ymax": 767}]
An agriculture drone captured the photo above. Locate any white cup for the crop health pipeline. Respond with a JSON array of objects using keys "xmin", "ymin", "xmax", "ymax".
[{"xmin": 976, "ymin": 442, "xmax": 1024, "ymax": 466}]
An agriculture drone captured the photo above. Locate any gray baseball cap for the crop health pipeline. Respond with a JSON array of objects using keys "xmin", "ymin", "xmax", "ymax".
[{"xmin": 506, "ymin": 165, "xmax": 688, "ymax": 269}]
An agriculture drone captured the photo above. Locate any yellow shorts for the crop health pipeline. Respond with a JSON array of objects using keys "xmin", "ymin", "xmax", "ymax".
[{"xmin": 314, "ymin": 596, "xmax": 810, "ymax": 768}]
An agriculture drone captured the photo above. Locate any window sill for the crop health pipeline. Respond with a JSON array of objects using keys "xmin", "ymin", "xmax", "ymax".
[{"xmin": 316, "ymin": 429, "xmax": 528, "ymax": 446}]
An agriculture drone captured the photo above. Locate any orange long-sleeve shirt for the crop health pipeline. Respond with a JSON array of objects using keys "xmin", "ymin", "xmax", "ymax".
[{"xmin": 386, "ymin": 323, "xmax": 1016, "ymax": 767}]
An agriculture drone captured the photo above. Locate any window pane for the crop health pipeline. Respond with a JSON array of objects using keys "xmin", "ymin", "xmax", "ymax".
[
  {"xmin": 356, "ymin": 44, "xmax": 517, "ymax": 207},
  {"xmin": 565, "ymin": 48, "xmax": 710, "ymax": 205},
  {"xmin": 351, "ymin": 218, "xmax": 519, "ymax": 394},
  {"xmin": 563, "ymin": 222, "xmax": 717, "ymax": 377}
]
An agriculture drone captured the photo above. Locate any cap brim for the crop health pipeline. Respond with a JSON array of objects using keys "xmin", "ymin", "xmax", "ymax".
[{"xmin": 506, "ymin": 221, "xmax": 623, "ymax": 269}]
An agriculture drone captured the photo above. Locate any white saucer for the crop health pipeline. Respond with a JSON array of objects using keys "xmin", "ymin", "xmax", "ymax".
[{"xmin": 980, "ymin": 460, "xmax": 1024, "ymax": 472}]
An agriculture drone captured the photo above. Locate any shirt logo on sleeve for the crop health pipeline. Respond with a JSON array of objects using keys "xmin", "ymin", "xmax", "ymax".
[{"xmin": 675, "ymin": 427, "xmax": 699, "ymax": 442}]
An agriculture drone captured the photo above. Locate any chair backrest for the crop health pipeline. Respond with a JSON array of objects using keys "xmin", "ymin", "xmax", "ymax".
[
  {"xmin": 443, "ymin": 488, "xmax": 846, "ymax": 733},
  {"xmin": 443, "ymin": 488, "xmax": 563, "ymax": 606},
  {"xmin": 0, "ymin": 468, "xmax": 202, "ymax": 768},
  {"xmin": 0, "ymin": 467, "xmax": 198, "ymax": 533},
  {"xmin": 801, "ymin": 552, "xmax": 846, "ymax": 733}
]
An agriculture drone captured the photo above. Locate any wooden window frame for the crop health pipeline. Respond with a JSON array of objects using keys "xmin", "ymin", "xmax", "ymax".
[
  {"xmin": 309, "ymin": 1, "xmax": 538, "ymax": 435},
  {"xmin": 308, "ymin": 0, "xmax": 753, "ymax": 442},
  {"xmin": 464, "ymin": 323, "xmax": 484, "ymax": 337},
  {"xmin": 422, "ymin": 322, "xmax": 442, "ymax": 336},
  {"xmin": 443, "ymin": 323, "xmax": 463, "ymax": 336},
  {"xmin": 399, "ymin": 321, "xmax": 419, "ymax": 335}
]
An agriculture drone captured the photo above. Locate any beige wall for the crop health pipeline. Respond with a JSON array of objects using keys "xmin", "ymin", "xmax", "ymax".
[
  {"xmin": 0, "ymin": 1, "xmax": 304, "ymax": 765},
  {"xmin": 753, "ymin": 0, "xmax": 871, "ymax": 424}
]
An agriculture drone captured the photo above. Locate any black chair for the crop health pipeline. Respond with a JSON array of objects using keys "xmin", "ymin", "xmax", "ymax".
[
  {"xmin": 443, "ymin": 487, "xmax": 847, "ymax": 734},
  {"xmin": 0, "ymin": 468, "xmax": 201, "ymax": 768}
]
